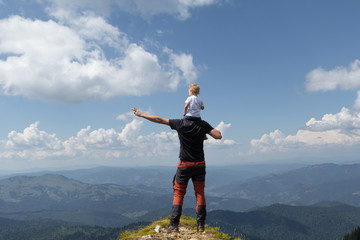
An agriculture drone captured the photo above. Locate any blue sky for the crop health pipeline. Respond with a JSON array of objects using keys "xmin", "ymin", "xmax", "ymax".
[{"xmin": 1, "ymin": 0, "xmax": 360, "ymax": 172}]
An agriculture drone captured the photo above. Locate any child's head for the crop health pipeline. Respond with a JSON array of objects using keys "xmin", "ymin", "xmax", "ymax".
[{"xmin": 189, "ymin": 83, "xmax": 200, "ymax": 96}]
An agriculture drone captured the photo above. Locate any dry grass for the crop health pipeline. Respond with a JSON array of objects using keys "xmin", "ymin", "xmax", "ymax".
[{"xmin": 119, "ymin": 216, "xmax": 241, "ymax": 240}]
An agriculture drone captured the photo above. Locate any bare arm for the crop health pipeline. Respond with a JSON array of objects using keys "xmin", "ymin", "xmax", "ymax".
[
  {"xmin": 132, "ymin": 107, "xmax": 170, "ymax": 126},
  {"xmin": 183, "ymin": 103, "xmax": 189, "ymax": 116},
  {"xmin": 209, "ymin": 128, "xmax": 222, "ymax": 140}
]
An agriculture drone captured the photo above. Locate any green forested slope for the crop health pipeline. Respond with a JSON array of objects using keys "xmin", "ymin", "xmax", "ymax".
[
  {"xmin": 206, "ymin": 202, "xmax": 360, "ymax": 240},
  {"xmin": 0, "ymin": 217, "xmax": 121, "ymax": 240}
]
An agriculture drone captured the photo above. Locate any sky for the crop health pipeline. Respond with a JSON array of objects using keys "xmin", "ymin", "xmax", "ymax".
[{"xmin": 1, "ymin": 0, "xmax": 360, "ymax": 173}]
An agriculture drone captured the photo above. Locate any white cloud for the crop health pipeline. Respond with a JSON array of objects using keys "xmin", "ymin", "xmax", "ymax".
[
  {"xmin": 166, "ymin": 48, "xmax": 198, "ymax": 85},
  {"xmin": 206, "ymin": 121, "xmax": 236, "ymax": 147},
  {"xmin": 247, "ymin": 59, "xmax": 360, "ymax": 160},
  {"xmin": 116, "ymin": 112, "xmax": 134, "ymax": 122},
  {"xmin": 44, "ymin": 0, "xmax": 220, "ymax": 21},
  {"xmin": 0, "ymin": 15, "xmax": 198, "ymax": 103},
  {"xmin": 2, "ymin": 122, "xmax": 63, "ymax": 159},
  {"xmin": 136, "ymin": 131, "xmax": 179, "ymax": 157},
  {"xmin": 44, "ymin": 0, "xmax": 113, "ymax": 19},
  {"xmin": 306, "ymin": 59, "xmax": 360, "ymax": 92},
  {"xmin": 5, "ymin": 122, "xmax": 62, "ymax": 150},
  {"xmin": 116, "ymin": 108, "xmax": 153, "ymax": 122},
  {"xmin": 250, "ymin": 107, "xmax": 360, "ymax": 154},
  {"xmin": 0, "ymin": 118, "xmax": 235, "ymax": 165},
  {"xmin": 1, "ymin": 119, "xmax": 151, "ymax": 160},
  {"xmin": 305, "ymin": 107, "xmax": 360, "ymax": 133},
  {"xmin": 66, "ymin": 14, "xmax": 128, "ymax": 49},
  {"xmin": 140, "ymin": 0, "xmax": 219, "ymax": 20},
  {"xmin": 354, "ymin": 90, "xmax": 360, "ymax": 110}
]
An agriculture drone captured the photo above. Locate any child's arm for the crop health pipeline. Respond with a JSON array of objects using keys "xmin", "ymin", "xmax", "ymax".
[{"xmin": 183, "ymin": 103, "xmax": 189, "ymax": 116}]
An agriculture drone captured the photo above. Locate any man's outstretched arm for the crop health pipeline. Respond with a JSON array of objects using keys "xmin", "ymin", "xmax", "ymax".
[{"xmin": 132, "ymin": 107, "xmax": 170, "ymax": 126}]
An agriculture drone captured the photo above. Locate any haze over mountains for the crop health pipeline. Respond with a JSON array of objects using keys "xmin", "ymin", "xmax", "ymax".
[
  {"xmin": 3, "ymin": 162, "xmax": 359, "ymax": 207},
  {"xmin": 218, "ymin": 163, "xmax": 360, "ymax": 206},
  {"xmin": 0, "ymin": 162, "xmax": 359, "ymax": 239}
]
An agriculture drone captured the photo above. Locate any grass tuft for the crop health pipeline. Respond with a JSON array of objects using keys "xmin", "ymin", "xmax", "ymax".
[{"xmin": 119, "ymin": 216, "xmax": 241, "ymax": 240}]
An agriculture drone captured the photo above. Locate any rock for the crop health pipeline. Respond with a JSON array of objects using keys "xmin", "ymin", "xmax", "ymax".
[
  {"xmin": 137, "ymin": 224, "xmax": 214, "ymax": 239},
  {"xmin": 154, "ymin": 225, "xmax": 161, "ymax": 233}
]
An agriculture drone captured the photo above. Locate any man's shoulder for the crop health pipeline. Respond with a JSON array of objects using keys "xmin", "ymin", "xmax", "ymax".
[
  {"xmin": 169, "ymin": 118, "xmax": 182, "ymax": 122},
  {"xmin": 178, "ymin": 119, "xmax": 211, "ymax": 127},
  {"xmin": 169, "ymin": 118, "xmax": 182, "ymax": 129},
  {"xmin": 169, "ymin": 118, "xmax": 190, "ymax": 125},
  {"xmin": 200, "ymin": 120, "xmax": 213, "ymax": 128},
  {"xmin": 169, "ymin": 118, "xmax": 195, "ymax": 126},
  {"xmin": 170, "ymin": 118, "xmax": 209, "ymax": 125}
]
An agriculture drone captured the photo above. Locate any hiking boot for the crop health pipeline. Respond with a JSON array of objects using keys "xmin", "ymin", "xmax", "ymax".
[
  {"xmin": 166, "ymin": 225, "xmax": 179, "ymax": 233},
  {"xmin": 197, "ymin": 223, "xmax": 205, "ymax": 232}
]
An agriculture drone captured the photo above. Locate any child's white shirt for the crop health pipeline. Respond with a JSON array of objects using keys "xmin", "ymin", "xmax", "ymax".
[{"xmin": 185, "ymin": 95, "xmax": 204, "ymax": 117}]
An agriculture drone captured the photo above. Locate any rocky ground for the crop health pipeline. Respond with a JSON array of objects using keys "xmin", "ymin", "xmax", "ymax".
[{"xmin": 136, "ymin": 224, "xmax": 215, "ymax": 240}]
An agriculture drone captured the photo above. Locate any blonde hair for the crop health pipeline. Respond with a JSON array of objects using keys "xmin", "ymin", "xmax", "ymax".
[{"xmin": 189, "ymin": 83, "xmax": 200, "ymax": 95}]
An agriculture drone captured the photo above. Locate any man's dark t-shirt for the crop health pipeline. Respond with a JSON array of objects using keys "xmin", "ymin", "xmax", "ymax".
[{"xmin": 169, "ymin": 119, "xmax": 214, "ymax": 162}]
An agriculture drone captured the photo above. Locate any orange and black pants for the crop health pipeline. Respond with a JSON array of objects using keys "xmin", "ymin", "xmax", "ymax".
[{"xmin": 170, "ymin": 160, "xmax": 206, "ymax": 227}]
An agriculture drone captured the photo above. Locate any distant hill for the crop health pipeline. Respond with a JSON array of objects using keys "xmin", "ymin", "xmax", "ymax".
[
  {"xmin": 0, "ymin": 170, "xmax": 360, "ymax": 239},
  {"xmin": 220, "ymin": 163, "xmax": 360, "ymax": 206},
  {"xmin": 121, "ymin": 201, "xmax": 360, "ymax": 240},
  {"xmin": 1, "ymin": 202, "xmax": 359, "ymax": 240},
  {"xmin": 5, "ymin": 162, "xmax": 359, "ymax": 208},
  {"xmin": 205, "ymin": 202, "xmax": 360, "ymax": 240},
  {"xmin": 0, "ymin": 217, "xmax": 121, "ymax": 240},
  {"xmin": 2, "ymin": 163, "xmax": 305, "ymax": 195},
  {"xmin": 0, "ymin": 174, "xmax": 169, "ymax": 227},
  {"xmin": 2, "ymin": 162, "xmax": 360, "ymax": 226},
  {"xmin": 0, "ymin": 174, "xmax": 257, "ymax": 227}
]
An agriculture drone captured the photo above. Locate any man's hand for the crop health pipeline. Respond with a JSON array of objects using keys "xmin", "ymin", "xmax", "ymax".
[
  {"xmin": 132, "ymin": 107, "xmax": 142, "ymax": 117},
  {"xmin": 132, "ymin": 107, "xmax": 169, "ymax": 126}
]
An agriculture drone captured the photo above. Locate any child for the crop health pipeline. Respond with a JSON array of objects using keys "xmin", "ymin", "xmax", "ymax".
[{"xmin": 184, "ymin": 83, "xmax": 204, "ymax": 120}]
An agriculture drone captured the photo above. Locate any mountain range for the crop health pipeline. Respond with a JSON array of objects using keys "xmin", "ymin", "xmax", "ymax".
[
  {"xmin": 18, "ymin": 162, "xmax": 359, "ymax": 207},
  {"xmin": 2, "ymin": 162, "xmax": 306, "ymax": 194},
  {"xmin": 0, "ymin": 217, "xmax": 121, "ymax": 240},
  {"xmin": 0, "ymin": 162, "xmax": 359, "ymax": 239},
  {"xmin": 205, "ymin": 202, "xmax": 360, "ymax": 240},
  {"xmin": 218, "ymin": 163, "xmax": 360, "ymax": 206},
  {"xmin": 0, "ymin": 173, "xmax": 256, "ymax": 227}
]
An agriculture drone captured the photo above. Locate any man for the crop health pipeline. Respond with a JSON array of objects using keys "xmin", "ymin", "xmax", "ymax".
[{"xmin": 132, "ymin": 107, "xmax": 222, "ymax": 233}]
